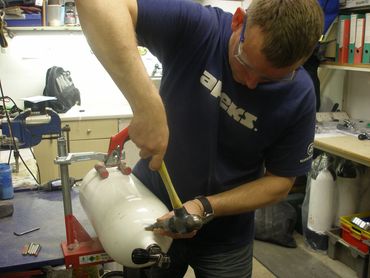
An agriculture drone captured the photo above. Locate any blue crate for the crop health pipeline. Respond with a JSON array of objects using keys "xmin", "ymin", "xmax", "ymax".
[{"xmin": 5, "ymin": 14, "xmax": 42, "ymax": 27}]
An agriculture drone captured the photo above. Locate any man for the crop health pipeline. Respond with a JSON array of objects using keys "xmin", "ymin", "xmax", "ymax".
[{"xmin": 76, "ymin": 0, "xmax": 324, "ymax": 277}]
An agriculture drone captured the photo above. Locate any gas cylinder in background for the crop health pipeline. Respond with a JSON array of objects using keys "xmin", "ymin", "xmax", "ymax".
[
  {"xmin": 334, "ymin": 159, "xmax": 360, "ymax": 226},
  {"xmin": 79, "ymin": 167, "xmax": 172, "ymax": 268},
  {"xmin": 302, "ymin": 153, "xmax": 335, "ymax": 251},
  {"xmin": 359, "ymin": 167, "xmax": 370, "ymax": 212},
  {"xmin": 307, "ymin": 153, "xmax": 336, "ymax": 233}
]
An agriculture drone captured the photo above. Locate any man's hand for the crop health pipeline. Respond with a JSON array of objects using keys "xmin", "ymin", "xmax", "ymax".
[
  {"xmin": 152, "ymin": 199, "xmax": 204, "ymax": 239},
  {"xmin": 128, "ymin": 93, "xmax": 169, "ymax": 171}
]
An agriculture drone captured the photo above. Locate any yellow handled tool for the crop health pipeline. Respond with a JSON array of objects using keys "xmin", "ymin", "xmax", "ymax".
[
  {"xmin": 145, "ymin": 161, "xmax": 203, "ymax": 233},
  {"xmin": 158, "ymin": 161, "xmax": 183, "ymax": 209}
]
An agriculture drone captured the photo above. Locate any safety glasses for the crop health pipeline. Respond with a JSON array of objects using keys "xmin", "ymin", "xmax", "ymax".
[{"xmin": 234, "ymin": 16, "xmax": 296, "ymax": 82}]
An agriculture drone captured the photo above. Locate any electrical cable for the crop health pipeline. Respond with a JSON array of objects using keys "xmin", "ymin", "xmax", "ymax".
[
  {"xmin": 29, "ymin": 146, "xmax": 41, "ymax": 184},
  {"xmin": 0, "ymin": 79, "xmax": 40, "ymax": 186},
  {"xmin": 0, "ymin": 80, "xmax": 18, "ymax": 154}
]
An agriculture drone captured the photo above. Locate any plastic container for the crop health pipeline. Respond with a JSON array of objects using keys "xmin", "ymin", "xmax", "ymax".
[
  {"xmin": 327, "ymin": 228, "xmax": 369, "ymax": 278},
  {"xmin": 0, "ymin": 163, "xmax": 14, "ymax": 200},
  {"xmin": 340, "ymin": 212, "xmax": 370, "ymax": 253},
  {"xmin": 5, "ymin": 14, "xmax": 42, "ymax": 27}
]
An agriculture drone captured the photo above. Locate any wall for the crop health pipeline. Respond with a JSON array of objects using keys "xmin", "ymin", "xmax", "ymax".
[
  {"xmin": 320, "ymin": 69, "xmax": 370, "ymax": 121},
  {"xmin": 0, "ymin": 30, "xmax": 129, "ymax": 110},
  {"xmin": 319, "ymin": 68, "xmax": 347, "ymax": 112},
  {"xmin": 343, "ymin": 71, "xmax": 370, "ymax": 120},
  {"xmin": 0, "ymin": 1, "xmax": 244, "ymax": 110}
]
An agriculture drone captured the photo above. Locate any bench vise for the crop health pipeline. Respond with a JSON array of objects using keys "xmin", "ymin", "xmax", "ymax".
[{"xmin": 1, "ymin": 107, "xmax": 61, "ymax": 148}]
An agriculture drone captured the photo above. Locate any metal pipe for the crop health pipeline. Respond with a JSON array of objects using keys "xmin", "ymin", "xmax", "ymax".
[{"xmin": 57, "ymin": 136, "xmax": 74, "ymax": 246}]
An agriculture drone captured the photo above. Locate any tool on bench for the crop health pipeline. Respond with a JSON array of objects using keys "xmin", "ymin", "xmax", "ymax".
[
  {"xmin": 358, "ymin": 132, "xmax": 370, "ymax": 140},
  {"xmin": 14, "ymin": 226, "xmax": 40, "ymax": 236}
]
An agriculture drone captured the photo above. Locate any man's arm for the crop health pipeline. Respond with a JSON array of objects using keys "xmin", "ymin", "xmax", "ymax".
[
  {"xmin": 75, "ymin": 0, "xmax": 168, "ymax": 170},
  {"xmin": 155, "ymin": 172, "xmax": 295, "ymax": 239},
  {"xmin": 205, "ymin": 172, "xmax": 295, "ymax": 216}
]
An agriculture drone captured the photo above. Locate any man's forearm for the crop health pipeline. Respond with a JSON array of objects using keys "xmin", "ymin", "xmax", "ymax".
[
  {"xmin": 207, "ymin": 174, "xmax": 295, "ymax": 217},
  {"xmin": 76, "ymin": 0, "xmax": 168, "ymax": 170},
  {"xmin": 75, "ymin": 0, "xmax": 157, "ymax": 112}
]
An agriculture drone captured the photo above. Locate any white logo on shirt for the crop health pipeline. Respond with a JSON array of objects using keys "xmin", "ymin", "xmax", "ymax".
[{"xmin": 200, "ymin": 70, "xmax": 258, "ymax": 131}]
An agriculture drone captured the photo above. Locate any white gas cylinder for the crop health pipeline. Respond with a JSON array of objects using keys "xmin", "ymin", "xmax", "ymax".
[
  {"xmin": 334, "ymin": 176, "xmax": 360, "ymax": 226},
  {"xmin": 359, "ymin": 167, "xmax": 370, "ymax": 212},
  {"xmin": 79, "ymin": 167, "xmax": 172, "ymax": 268},
  {"xmin": 307, "ymin": 168, "xmax": 336, "ymax": 234}
]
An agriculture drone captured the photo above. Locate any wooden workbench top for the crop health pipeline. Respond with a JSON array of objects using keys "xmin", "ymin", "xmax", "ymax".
[{"xmin": 314, "ymin": 134, "xmax": 370, "ymax": 167}]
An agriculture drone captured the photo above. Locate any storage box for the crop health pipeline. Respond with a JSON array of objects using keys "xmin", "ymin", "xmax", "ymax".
[
  {"xmin": 327, "ymin": 228, "xmax": 369, "ymax": 278},
  {"xmin": 340, "ymin": 212, "xmax": 370, "ymax": 253},
  {"xmin": 5, "ymin": 14, "xmax": 42, "ymax": 27}
]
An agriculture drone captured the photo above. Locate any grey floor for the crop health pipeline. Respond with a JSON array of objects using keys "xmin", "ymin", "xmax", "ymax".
[
  {"xmin": 184, "ymin": 258, "xmax": 276, "ymax": 278},
  {"xmin": 184, "ymin": 233, "xmax": 358, "ymax": 278}
]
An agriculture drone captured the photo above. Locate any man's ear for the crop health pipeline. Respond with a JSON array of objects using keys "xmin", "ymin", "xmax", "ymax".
[{"xmin": 231, "ymin": 7, "xmax": 245, "ymax": 31}]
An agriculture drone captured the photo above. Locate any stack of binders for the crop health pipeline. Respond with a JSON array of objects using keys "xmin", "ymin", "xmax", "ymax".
[{"xmin": 336, "ymin": 12, "xmax": 370, "ymax": 64}]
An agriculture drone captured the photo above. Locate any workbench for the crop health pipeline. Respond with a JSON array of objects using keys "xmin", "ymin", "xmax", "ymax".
[
  {"xmin": 314, "ymin": 133, "xmax": 370, "ymax": 167},
  {"xmin": 0, "ymin": 187, "xmax": 94, "ymax": 273}
]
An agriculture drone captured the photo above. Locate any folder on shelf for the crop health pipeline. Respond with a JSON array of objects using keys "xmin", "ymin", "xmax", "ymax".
[
  {"xmin": 349, "ymin": 14, "xmax": 358, "ymax": 64},
  {"xmin": 362, "ymin": 13, "xmax": 370, "ymax": 63},
  {"xmin": 348, "ymin": 13, "xmax": 364, "ymax": 64},
  {"xmin": 354, "ymin": 15, "xmax": 365, "ymax": 64},
  {"xmin": 336, "ymin": 15, "xmax": 350, "ymax": 64}
]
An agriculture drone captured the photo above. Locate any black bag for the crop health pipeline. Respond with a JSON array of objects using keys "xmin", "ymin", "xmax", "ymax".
[
  {"xmin": 43, "ymin": 66, "xmax": 81, "ymax": 113},
  {"xmin": 254, "ymin": 201, "xmax": 297, "ymax": 248}
]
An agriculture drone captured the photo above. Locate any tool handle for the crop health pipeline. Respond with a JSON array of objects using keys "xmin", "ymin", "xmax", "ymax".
[
  {"xmin": 158, "ymin": 162, "xmax": 183, "ymax": 209},
  {"xmin": 107, "ymin": 127, "xmax": 130, "ymax": 156}
]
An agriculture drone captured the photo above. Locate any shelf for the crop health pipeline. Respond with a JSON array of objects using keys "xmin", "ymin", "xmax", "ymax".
[
  {"xmin": 314, "ymin": 135, "xmax": 370, "ymax": 167},
  {"xmin": 320, "ymin": 62, "xmax": 370, "ymax": 72},
  {"xmin": 340, "ymin": 4, "xmax": 370, "ymax": 12},
  {"xmin": 7, "ymin": 26, "xmax": 81, "ymax": 31}
]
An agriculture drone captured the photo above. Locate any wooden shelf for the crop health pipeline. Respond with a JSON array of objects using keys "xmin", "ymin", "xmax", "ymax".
[
  {"xmin": 314, "ymin": 135, "xmax": 370, "ymax": 167},
  {"xmin": 7, "ymin": 26, "xmax": 81, "ymax": 31},
  {"xmin": 340, "ymin": 4, "xmax": 370, "ymax": 12},
  {"xmin": 320, "ymin": 62, "xmax": 370, "ymax": 72}
]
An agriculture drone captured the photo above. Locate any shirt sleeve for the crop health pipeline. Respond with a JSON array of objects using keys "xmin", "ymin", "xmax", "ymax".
[
  {"xmin": 136, "ymin": 0, "xmax": 221, "ymax": 64},
  {"xmin": 264, "ymin": 76, "xmax": 316, "ymax": 177}
]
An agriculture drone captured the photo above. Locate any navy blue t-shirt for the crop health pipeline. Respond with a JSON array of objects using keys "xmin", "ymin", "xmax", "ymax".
[{"xmin": 134, "ymin": 0, "xmax": 315, "ymax": 250}]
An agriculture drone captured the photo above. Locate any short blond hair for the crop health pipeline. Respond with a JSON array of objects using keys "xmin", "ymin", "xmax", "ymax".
[{"xmin": 247, "ymin": 0, "xmax": 324, "ymax": 68}]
